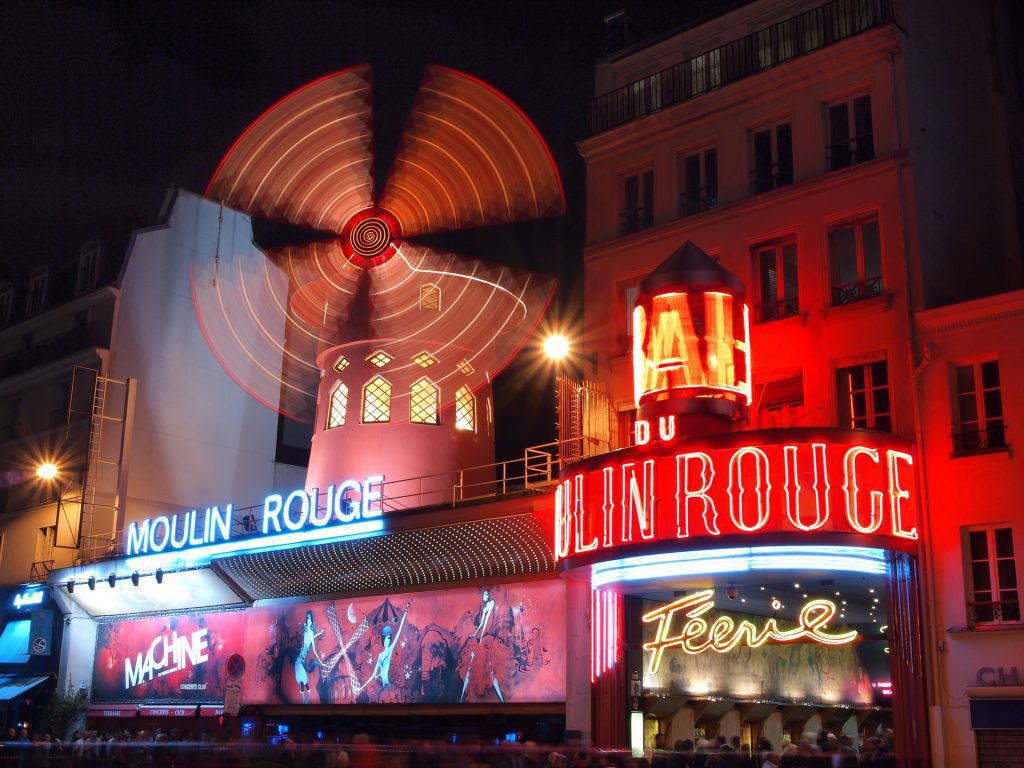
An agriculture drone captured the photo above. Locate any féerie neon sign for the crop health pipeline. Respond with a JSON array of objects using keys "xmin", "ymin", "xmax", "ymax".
[
  {"xmin": 554, "ymin": 421, "xmax": 918, "ymax": 560},
  {"xmin": 642, "ymin": 589, "xmax": 857, "ymax": 670},
  {"xmin": 126, "ymin": 475, "xmax": 384, "ymax": 557}
]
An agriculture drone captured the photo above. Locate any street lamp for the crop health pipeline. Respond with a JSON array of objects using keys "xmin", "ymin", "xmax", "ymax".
[
  {"xmin": 36, "ymin": 463, "xmax": 59, "ymax": 481},
  {"xmin": 542, "ymin": 334, "xmax": 570, "ymax": 361}
]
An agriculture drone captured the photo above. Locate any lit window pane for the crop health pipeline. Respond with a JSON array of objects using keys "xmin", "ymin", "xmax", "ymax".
[
  {"xmin": 325, "ymin": 382, "xmax": 348, "ymax": 429},
  {"xmin": 362, "ymin": 376, "xmax": 392, "ymax": 423},
  {"xmin": 410, "ymin": 378, "xmax": 440, "ymax": 425},
  {"xmin": 455, "ymin": 386, "xmax": 476, "ymax": 432}
]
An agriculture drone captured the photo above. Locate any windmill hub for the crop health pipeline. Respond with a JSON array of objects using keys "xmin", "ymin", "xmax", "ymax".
[{"xmin": 341, "ymin": 207, "xmax": 401, "ymax": 267}]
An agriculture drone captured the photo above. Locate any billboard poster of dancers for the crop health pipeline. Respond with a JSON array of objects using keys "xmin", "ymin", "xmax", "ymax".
[{"xmin": 241, "ymin": 580, "xmax": 566, "ymax": 705}]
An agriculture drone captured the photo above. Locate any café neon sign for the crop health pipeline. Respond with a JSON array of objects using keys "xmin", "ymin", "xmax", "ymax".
[
  {"xmin": 554, "ymin": 418, "xmax": 918, "ymax": 561},
  {"xmin": 126, "ymin": 475, "xmax": 384, "ymax": 558},
  {"xmin": 642, "ymin": 589, "xmax": 858, "ymax": 670}
]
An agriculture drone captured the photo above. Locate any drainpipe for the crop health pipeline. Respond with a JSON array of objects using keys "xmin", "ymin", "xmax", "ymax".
[{"xmin": 889, "ymin": 46, "xmax": 948, "ymax": 768}]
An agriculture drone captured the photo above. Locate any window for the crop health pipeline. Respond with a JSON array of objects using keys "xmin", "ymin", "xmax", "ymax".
[
  {"xmin": 690, "ymin": 49, "xmax": 721, "ymax": 95},
  {"xmin": 420, "ymin": 284, "xmax": 441, "ymax": 311},
  {"xmin": 966, "ymin": 526, "xmax": 1020, "ymax": 625},
  {"xmin": 332, "ymin": 356, "xmax": 350, "ymax": 373},
  {"xmin": 829, "ymin": 217, "xmax": 882, "ymax": 305},
  {"xmin": 753, "ymin": 240, "xmax": 799, "ymax": 322},
  {"xmin": 621, "ymin": 170, "xmax": 654, "ymax": 235},
  {"xmin": 412, "ymin": 351, "xmax": 438, "ymax": 368},
  {"xmin": 750, "ymin": 123, "xmax": 793, "ymax": 194},
  {"xmin": 410, "ymin": 378, "xmax": 440, "ymax": 425},
  {"xmin": 953, "ymin": 361, "xmax": 1006, "ymax": 453},
  {"xmin": 837, "ymin": 361, "xmax": 890, "ymax": 431},
  {"xmin": 0, "ymin": 285, "xmax": 11, "ymax": 329},
  {"xmin": 366, "ymin": 350, "xmax": 394, "ymax": 368},
  {"xmin": 454, "ymin": 386, "xmax": 476, "ymax": 432},
  {"xmin": 827, "ymin": 95, "xmax": 873, "ymax": 171},
  {"xmin": 77, "ymin": 243, "xmax": 100, "ymax": 295},
  {"xmin": 679, "ymin": 148, "xmax": 718, "ymax": 216},
  {"xmin": 755, "ymin": 376, "xmax": 804, "ymax": 429},
  {"xmin": 25, "ymin": 268, "xmax": 48, "ymax": 317},
  {"xmin": 361, "ymin": 376, "xmax": 392, "ymax": 423},
  {"xmin": 755, "ymin": 23, "xmax": 794, "ymax": 68},
  {"xmin": 325, "ymin": 382, "xmax": 348, "ymax": 429}
]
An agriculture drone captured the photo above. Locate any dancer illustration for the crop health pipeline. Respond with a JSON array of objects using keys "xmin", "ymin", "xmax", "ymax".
[
  {"xmin": 295, "ymin": 610, "xmax": 325, "ymax": 703},
  {"xmin": 460, "ymin": 589, "xmax": 505, "ymax": 702},
  {"xmin": 354, "ymin": 602, "xmax": 410, "ymax": 692}
]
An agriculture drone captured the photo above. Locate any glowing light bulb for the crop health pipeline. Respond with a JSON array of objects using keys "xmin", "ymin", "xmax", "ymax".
[
  {"xmin": 36, "ymin": 463, "xmax": 59, "ymax": 480},
  {"xmin": 543, "ymin": 335, "xmax": 570, "ymax": 360}
]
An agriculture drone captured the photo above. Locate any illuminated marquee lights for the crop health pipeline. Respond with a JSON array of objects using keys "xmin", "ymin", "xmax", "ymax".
[
  {"xmin": 125, "ymin": 475, "xmax": 384, "ymax": 558},
  {"xmin": 591, "ymin": 588, "xmax": 620, "ymax": 683},
  {"xmin": 554, "ymin": 422, "xmax": 917, "ymax": 561},
  {"xmin": 642, "ymin": 590, "xmax": 858, "ymax": 671}
]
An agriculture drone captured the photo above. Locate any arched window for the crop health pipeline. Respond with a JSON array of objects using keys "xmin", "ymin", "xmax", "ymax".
[
  {"xmin": 325, "ymin": 382, "xmax": 348, "ymax": 429},
  {"xmin": 410, "ymin": 378, "xmax": 440, "ymax": 425},
  {"xmin": 455, "ymin": 386, "xmax": 476, "ymax": 432},
  {"xmin": 362, "ymin": 376, "xmax": 392, "ymax": 423}
]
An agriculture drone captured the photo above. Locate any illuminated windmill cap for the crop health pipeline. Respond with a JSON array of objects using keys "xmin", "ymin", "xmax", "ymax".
[
  {"xmin": 632, "ymin": 240, "xmax": 751, "ymax": 420},
  {"xmin": 340, "ymin": 208, "xmax": 402, "ymax": 267}
]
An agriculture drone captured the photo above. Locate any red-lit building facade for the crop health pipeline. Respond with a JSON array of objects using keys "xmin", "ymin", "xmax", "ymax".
[{"xmin": 574, "ymin": 0, "xmax": 1024, "ymax": 766}]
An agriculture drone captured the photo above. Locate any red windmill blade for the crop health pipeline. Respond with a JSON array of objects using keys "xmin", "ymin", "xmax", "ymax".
[{"xmin": 194, "ymin": 64, "xmax": 564, "ymax": 497}]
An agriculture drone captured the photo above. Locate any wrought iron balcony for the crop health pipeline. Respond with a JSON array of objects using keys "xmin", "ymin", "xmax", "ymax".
[
  {"xmin": 953, "ymin": 425, "xmax": 1008, "ymax": 455},
  {"xmin": 620, "ymin": 206, "xmax": 654, "ymax": 235},
  {"xmin": 749, "ymin": 162, "xmax": 794, "ymax": 195},
  {"xmin": 827, "ymin": 133, "xmax": 876, "ymax": 171},
  {"xmin": 588, "ymin": 0, "xmax": 895, "ymax": 135},
  {"xmin": 968, "ymin": 599, "xmax": 1021, "ymax": 626},
  {"xmin": 679, "ymin": 188, "xmax": 718, "ymax": 217},
  {"xmin": 832, "ymin": 275, "xmax": 883, "ymax": 305},
  {"xmin": 755, "ymin": 297, "xmax": 800, "ymax": 323},
  {"xmin": 0, "ymin": 322, "xmax": 111, "ymax": 379}
]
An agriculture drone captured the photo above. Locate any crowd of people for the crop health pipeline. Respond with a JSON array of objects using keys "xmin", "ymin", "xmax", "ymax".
[{"xmin": 0, "ymin": 727, "xmax": 899, "ymax": 768}]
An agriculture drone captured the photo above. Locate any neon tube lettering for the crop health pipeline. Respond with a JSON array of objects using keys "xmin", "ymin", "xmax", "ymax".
[
  {"xmin": 728, "ymin": 446, "xmax": 771, "ymax": 532},
  {"xmin": 621, "ymin": 460, "xmax": 656, "ymax": 542},
  {"xmin": 127, "ymin": 520, "xmax": 151, "ymax": 556},
  {"xmin": 334, "ymin": 479, "xmax": 361, "ymax": 523},
  {"xmin": 675, "ymin": 452, "xmax": 719, "ymax": 537},
  {"xmin": 642, "ymin": 590, "xmax": 857, "ymax": 672},
  {"xmin": 887, "ymin": 450, "xmax": 917, "ymax": 539},
  {"xmin": 783, "ymin": 443, "xmax": 830, "ymax": 531},
  {"xmin": 658, "ymin": 416, "xmax": 676, "ymax": 442},
  {"xmin": 170, "ymin": 512, "xmax": 190, "ymax": 549},
  {"xmin": 149, "ymin": 516, "xmax": 171, "ymax": 552},
  {"xmin": 308, "ymin": 488, "xmax": 333, "ymax": 527},
  {"xmin": 362, "ymin": 475, "xmax": 384, "ymax": 518},
  {"xmin": 262, "ymin": 494, "xmax": 283, "ymax": 534},
  {"xmin": 570, "ymin": 475, "xmax": 598, "ymax": 552},
  {"xmin": 602, "ymin": 467, "xmax": 615, "ymax": 547},
  {"xmin": 844, "ymin": 446, "xmax": 883, "ymax": 534},
  {"xmin": 554, "ymin": 482, "xmax": 571, "ymax": 560},
  {"xmin": 635, "ymin": 419, "xmax": 651, "ymax": 446}
]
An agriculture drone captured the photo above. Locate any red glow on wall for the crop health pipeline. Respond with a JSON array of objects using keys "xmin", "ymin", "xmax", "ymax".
[{"xmin": 553, "ymin": 426, "xmax": 918, "ymax": 561}]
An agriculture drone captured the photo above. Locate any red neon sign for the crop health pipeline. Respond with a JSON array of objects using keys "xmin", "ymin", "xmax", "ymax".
[{"xmin": 553, "ymin": 424, "xmax": 918, "ymax": 561}]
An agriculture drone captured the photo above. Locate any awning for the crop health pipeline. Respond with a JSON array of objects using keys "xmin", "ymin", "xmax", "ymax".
[
  {"xmin": 971, "ymin": 698, "xmax": 1024, "ymax": 730},
  {"xmin": 0, "ymin": 621, "xmax": 29, "ymax": 664},
  {"xmin": 0, "ymin": 675, "xmax": 49, "ymax": 701}
]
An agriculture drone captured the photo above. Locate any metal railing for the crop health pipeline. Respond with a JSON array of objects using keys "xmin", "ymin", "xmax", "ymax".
[
  {"xmin": 76, "ymin": 437, "xmax": 614, "ymax": 564},
  {"xmin": 827, "ymin": 133, "xmax": 876, "ymax": 171},
  {"xmin": 619, "ymin": 206, "xmax": 654, "ymax": 236},
  {"xmin": 749, "ymin": 161, "xmax": 794, "ymax": 195},
  {"xmin": 755, "ymin": 297, "xmax": 800, "ymax": 323},
  {"xmin": 953, "ymin": 425, "xmax": 1008, "ymax": 455},
  {"xmin": 968, "ymin": 599, "xmax": 1021, "ymax": 626},
  {"xmin": 30, "ymin": 560, "xmax": 54, "ymax": 581},
  {"xmin": 832, "ymin": 275, "xmax": 883, "ymax": 305},
  {"xmin": 679, "ymin": 188, "xmax": 718, "ymax": 217},
  {"xmin": 0, "ymin": 323, "xmax": 111, "ymax": 379},
  {"xmin": 589, "ymin": 0, "xmax": 894, "ymax": 135}
]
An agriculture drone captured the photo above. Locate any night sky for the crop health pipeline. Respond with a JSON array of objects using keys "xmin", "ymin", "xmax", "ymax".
[{"xmin": 1, "ymin": 0, "xmax": 727, "ymax": 454}]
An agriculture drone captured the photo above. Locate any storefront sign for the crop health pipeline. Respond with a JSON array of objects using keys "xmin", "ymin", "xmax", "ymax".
[
  {"xmin": 975, "ymin": 666, "xmax": 1021, "ymax": 686},
  {"xmin": 12, "ymin": 590, "xmax": 45, "ymax": 610},
  {"xmin": 125, "ymin": 474, "xmax": 384, "ymax": 556},
  {"xmin": 554, "ymin": 426, "xmax": 917, "ymax": 560},
  {"xmin": 642, "ymin": 590, "xmax": 857, "ymax": 671}
]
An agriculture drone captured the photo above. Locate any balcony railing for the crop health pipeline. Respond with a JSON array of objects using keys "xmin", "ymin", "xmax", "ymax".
[
  {"xmin": 589, "ymin": 0, "xmax": 895, "ymax": 135},
  {"xmin": 755, "ymin": 297, "xmax": 800, "ymax": 323},
  {"xmin": 827, "ymin": 133, "xmax": 876, "ymax": 171},
  {"xmin": 749, "ymin": 162, "xmax": 794, "ymax": 195},
  {"xmin": 620, "ymin": 206, "xmax": 654, "ymax": 235},
  {"xmin": 953, "ymin": 425, "xmax": 1008, "ymax": 455},
  {"xmin": 679, "ymin": 188, "xmax": 718, "ymax": 217},
  {"xmin": 832, "ymin": 275, "xmax": 882, "ymax": 305},
  {"xmin": 968, "ymin": 599, "xmax": 1021, "ymax": 626}
]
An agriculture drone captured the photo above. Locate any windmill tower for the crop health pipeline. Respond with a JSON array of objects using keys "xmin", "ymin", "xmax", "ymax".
[{"xmin": 193, "ymin": 66, "xmax": 564, "ymax": 507}]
